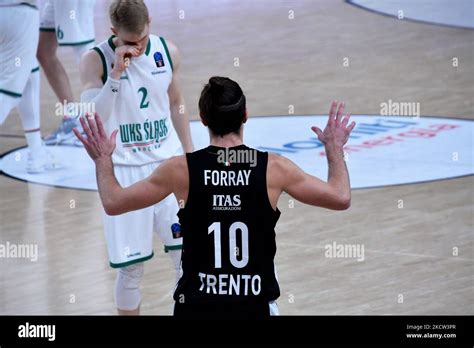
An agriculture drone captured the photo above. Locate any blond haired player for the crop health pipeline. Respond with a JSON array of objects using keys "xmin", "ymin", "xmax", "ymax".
[{"xmin": 79, "ymin": 0, "xmax": 194, "ymax": 315}]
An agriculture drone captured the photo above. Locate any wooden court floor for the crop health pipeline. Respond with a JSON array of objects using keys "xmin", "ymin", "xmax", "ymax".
[{"xmin": 0, "ymin": 0, "xmax": 472, "ymax": 314}]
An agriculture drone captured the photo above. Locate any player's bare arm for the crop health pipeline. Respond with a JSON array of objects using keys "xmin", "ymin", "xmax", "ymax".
[
  {"xmin": 73, "ymin": 113, "xmax": 187, "ymax": 215},
  {"xmin": 267, "ymin": 101, "xmax": 356, "ymax": 210},
  {"xmin": 166, "ymin": 40, "xmax": 194, "ymax": 153},
  {"xmin": 79, "ymin": 49, "xmax": 103, "ymax": 90}
]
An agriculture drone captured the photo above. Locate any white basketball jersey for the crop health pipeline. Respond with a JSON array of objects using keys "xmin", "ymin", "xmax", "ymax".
[{"xmin": 93, "ymin": 34, "xmax": 182, "ymax": 166}]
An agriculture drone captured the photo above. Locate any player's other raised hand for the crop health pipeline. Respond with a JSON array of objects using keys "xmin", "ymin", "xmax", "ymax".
[{"xmin": 311, "ymin": 101, "xmax": 356, "ymax": 149}]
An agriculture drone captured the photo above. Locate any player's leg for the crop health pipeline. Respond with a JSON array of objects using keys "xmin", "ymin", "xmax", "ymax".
[
  {"xmin": 0, "ymin": 95, "xmax": 20, "ymax": 126},
  {"xmin": 153, "ymin": 194, "xmax": 183, "ymax": 284},
  {"xmin": 16, "ymin": 67, "xmax": 61, "ymax": 172},
  {"xmin": 0, "ymin": 5, "xmax": 39, "ymax": 123},
  {"xmin": 67, "ymin": 41, "xmax": 94, "ymax": 149},
  {"xmin": 38, "ymin": 0, "xmax": 86, "ymax": 145},
  {"xmin": 18, "ymin": 70, "xmax": 41, "ymax": 147},
  {"xmin": 37, "ymin": 0, "xmax": 74, "ymax": 108},
  {"xmin": 115, "ymin": 263, "xmax": 144, "ymax": 316},
  {"xmin": 37, "ymin": 29, "xmax": 80, "ymax": 146},
  {"xmin": 105, "ymin": 209, "xmax": 154, "ymax": 315},
  {"xmin": 0, "ymin": 5, "xmax": 56, "ymax": 173},
  {"xmin": 106, "ymin": 209, "xmax": 153, "ymax": 315},
  {"xmin": 18, "ymin": 70, "xmax": 48, "ymax": 173},
  {"xmin": 103, "ymin": 165, "xmax": 155, "ymax": 315},
  {"xmin": 37, "ymin": 31, "xmax": 74, "ymax": 113},
  {"xmin": 59, "ymin": 0, "xmax": 96, "ymax": 146}
]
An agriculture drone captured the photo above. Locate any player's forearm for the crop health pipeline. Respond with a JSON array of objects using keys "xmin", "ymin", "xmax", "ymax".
[
  {"xmin": 94, "ymin": 156, "xmax": 125, "ymax": 215},
  {"xmin": 325, "ymin": 144, "xmax": 351, "ymax": 206},
  {"xmin": 170, "ymin": 98, "xmax": 194, "ymax": 153},
  {"xmin": 81, "ymin": 75, "xmax": 120, "ymax": 122}
]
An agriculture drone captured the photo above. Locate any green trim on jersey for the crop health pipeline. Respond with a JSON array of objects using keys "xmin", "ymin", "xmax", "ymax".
[
  {"xmin": 92, "ymin": 47, "xmax": 108, "ymax": 84},
  {"xmin": 0, "ymin": 89, "xmax": 22, "ymax": 98},
  {"xmin": 59, "ymin": 38, "xmax": 95, "ymax": 47},
  {"xmin": 164, "ymin": 244, "xmax": 182, "ymax": 253},
  {"xmin": 159, "ymin": 37, "xmax": 173, "ymax": 72},
  {"xmin": 39, "ymin": 27, "xmax": 55, "ymax": 32},
  {"xmin": 145, "ymin": 39, "xmax": 151, "ymax": 56},
  {"xmin": 109, "ymin": 252, "xmax": 154, "ymax": 268},
  {"xmin": 31, "ymin": 67, "xmax": 40, "ymax": 73},
  {"xmin": 108, "ymin": 35, "xmax": 116, "ymax": 51}
]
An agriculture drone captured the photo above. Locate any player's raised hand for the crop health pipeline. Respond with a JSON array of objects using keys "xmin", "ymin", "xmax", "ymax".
[
  {"xmin": 311, "ymin": 100, "xmax": 356, "ymax": 148},
  {"xmin": 110, "ymin": 45, "xmax": 140, "ymax": 78},
  {"xmin": 73, "ymin": 113, "xmax": 118, "ymax": 161}
]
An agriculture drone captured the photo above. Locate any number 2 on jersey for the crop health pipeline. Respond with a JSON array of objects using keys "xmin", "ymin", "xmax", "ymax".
[
  {"xmin": 138, "ymin": 87, "xmax": 150, "ymax": 109},
  {"xmin": 208, "ymin": 222, "xmax": 249, "ymax": 269}
]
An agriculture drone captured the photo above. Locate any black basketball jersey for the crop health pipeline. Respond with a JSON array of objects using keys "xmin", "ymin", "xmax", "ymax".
[{"xmin": 173, "ymin": 144, "xmax": 281, "ymax": 306}]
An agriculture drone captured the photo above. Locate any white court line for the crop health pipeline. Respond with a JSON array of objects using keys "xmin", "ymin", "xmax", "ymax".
[{"xmin": 278, "ymin": 242, "xmax": 474, "ymax": 262}]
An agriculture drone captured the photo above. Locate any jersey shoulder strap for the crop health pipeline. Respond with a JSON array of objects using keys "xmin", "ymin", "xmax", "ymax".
[{"xmin": 91, "ymin": 37, "xmax": 114, "ymax": 84}]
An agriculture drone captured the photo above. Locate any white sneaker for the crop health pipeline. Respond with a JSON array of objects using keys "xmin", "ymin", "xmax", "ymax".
[{"xmin": 27, "ymin": 145, "xmax": 62, "ymax": 174}]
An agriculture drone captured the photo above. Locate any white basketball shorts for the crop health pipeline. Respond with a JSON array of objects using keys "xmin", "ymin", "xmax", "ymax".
[
  {"xmin": 103, "ymin": 162, "xmax": 183, "ymax": 268},
  {"xmin": 39, "ymin": 0, "xmax": 95, "ymax": 46}
]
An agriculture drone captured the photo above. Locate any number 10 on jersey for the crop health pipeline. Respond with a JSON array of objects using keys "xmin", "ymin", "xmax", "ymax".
[{"xmin": 208, "ymin": 222, "xmax": 249, "ymax": 269}]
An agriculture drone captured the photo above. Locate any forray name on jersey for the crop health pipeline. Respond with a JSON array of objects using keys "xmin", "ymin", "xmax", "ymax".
[{"xmin": 204, "ymin": 169, "xmax": 251, "ymax": 186}]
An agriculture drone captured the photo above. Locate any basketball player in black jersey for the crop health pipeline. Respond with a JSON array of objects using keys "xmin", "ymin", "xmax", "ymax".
[{"xmin": 74, "ymin": 76, "xmax": 356, "ymax": 318}]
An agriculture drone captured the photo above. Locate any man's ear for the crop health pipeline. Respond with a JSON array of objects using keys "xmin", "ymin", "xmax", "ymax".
[
  {"xmin": 200, "ymin": 112, "xmax": 208, "ymax": 126},
  {"xmin": 243, "ymin": 110, "xmax": 248, "ymax": 124},
  {"xmin": 148, "ymin": 17, "xmax": 152, "ymax": 25},
  {"xmin": 111, "ymin": 27, "xmax": 117, "ymax": 36}
]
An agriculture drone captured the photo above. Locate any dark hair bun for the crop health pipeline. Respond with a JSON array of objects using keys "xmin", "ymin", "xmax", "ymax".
[{"xmin": 209, "ymin": 77, "xmax": 225, "ymax": 94}]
